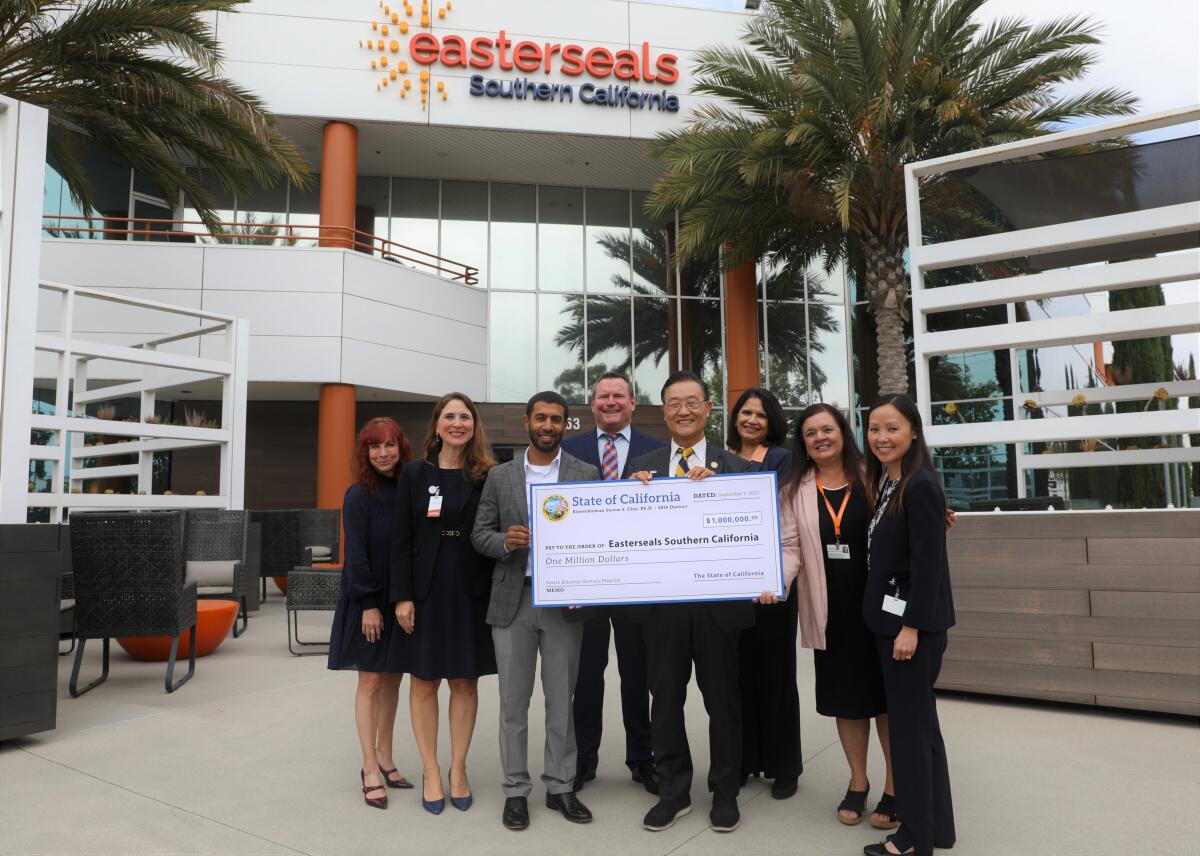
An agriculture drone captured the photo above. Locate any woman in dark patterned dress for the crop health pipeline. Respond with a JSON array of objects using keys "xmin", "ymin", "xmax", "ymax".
[
  {"xmin": 328, "ymin": 417, "xmax": 413, "ymax": 809},
  {"xmin": 392, "ymin": 393, "xmax": 497, "ymax": 813}
]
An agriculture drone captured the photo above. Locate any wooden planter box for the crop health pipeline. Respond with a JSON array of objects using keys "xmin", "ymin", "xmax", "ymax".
[
  {"xmin": 0, "ymin": 524, "xmax": 66, "ymax": 741},
  {"xmin": 940, "ymin": 510, "xmax": 1200, "ymax": 716}
]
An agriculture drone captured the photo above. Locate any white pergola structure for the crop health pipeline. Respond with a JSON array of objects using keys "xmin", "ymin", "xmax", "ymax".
[
  {"xmin": 28, "ymin": 282, "xmax": 249, "ymax": 523},
  {"xmin": 904, "ymin": 106, "xmax": 1200, "ymax": 503}
]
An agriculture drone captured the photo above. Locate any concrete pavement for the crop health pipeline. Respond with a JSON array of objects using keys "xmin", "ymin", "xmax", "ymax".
[{"xmin": 1, "ymin": 600, "xmax": 1197, "ymax": 856}]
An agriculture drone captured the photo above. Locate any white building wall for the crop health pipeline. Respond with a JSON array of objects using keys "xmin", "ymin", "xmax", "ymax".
[{"xmin": 39, "ymin": 240, "xmax": 486, "ymax": 398}]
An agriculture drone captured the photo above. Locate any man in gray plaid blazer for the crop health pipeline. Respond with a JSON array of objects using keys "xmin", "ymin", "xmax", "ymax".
[{"xmin": 471, "ymin": 391, "xmax": 599, "ymax": 831}]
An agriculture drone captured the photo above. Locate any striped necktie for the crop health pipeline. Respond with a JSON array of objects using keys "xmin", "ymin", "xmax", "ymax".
[
  {"xmin": 600, "ymin": 433, "xmax": 620, "ymax": 480},
  {"xmin": 675, "ymin": 446, "xmax": 694, "ymax": 476}
]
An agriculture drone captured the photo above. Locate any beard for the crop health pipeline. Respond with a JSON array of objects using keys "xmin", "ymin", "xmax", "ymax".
[{"xmin": 528, "ymin": 427, "xmax": 562, "ymax": 452}]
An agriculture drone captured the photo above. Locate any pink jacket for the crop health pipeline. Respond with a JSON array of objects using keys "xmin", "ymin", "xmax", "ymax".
[{"xmin": 780, "ymin": 470, "xmax": 829, "ymax": 650}]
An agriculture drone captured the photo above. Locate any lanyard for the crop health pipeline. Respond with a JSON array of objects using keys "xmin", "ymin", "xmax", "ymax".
[{"xmin": 815, "ymin": 480, "xmax": 851, "ymax": 542}]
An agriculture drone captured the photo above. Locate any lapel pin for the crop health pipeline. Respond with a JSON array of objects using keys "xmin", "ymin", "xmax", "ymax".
[
  {"xmin": 428, "ymin": 485, "xmax": 438, "ymax": 495},
  {"xmin": 710, "ymin": 461, "xmax": 720, "ymax": 469}
]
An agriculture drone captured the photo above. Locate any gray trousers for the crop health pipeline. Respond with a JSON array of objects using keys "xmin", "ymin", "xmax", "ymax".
[{"xmin": 492, "ymin": 588, "xmax": 583, "ymax": 797}]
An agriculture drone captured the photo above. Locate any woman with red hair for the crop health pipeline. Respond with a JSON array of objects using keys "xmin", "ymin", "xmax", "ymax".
[{"xmin": 328, "ymin": 416, "xmax": 413, "ymax": 809}]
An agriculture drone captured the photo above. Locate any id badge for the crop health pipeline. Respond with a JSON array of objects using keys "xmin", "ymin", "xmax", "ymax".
[
  {"xmin": 826, "ymin": 543, "xmax": 851, "ymax": 560},
  {"xmin": 427, "ymin": 495, "xmax": 443, "ymax": 518},
  {"xmin": 882, "ymin": 595, "xmax": 906, "ymax": 617}
]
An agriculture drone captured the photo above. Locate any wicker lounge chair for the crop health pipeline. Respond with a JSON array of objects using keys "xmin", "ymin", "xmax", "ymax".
[{"xmin": 184, "ymin": 510, "xmax": 251, "ymax": 637}]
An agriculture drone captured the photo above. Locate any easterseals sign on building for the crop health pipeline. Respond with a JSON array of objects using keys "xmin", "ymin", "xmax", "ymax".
[{"xmin": 358, "ymin": 0, "xmax": 682, "ymax": 113}]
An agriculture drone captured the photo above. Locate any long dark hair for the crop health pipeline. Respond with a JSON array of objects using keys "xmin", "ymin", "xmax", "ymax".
[
  {"xmin": 781, "ymin": 403, "xmax": 866, "ymax": 502},
  {"xmin": 864, "ymin": 393, "xmax": 943, "ymax": 516},
  {"xmin": 422, "ymin": 392, "xmax": 496, "ymax": 486},
  {"xmin": 727, "ymin": 387, "xmax": 788, "ymax": 452}
]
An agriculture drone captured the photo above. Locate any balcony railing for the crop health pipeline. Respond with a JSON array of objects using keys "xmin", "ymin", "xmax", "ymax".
[{"xmin": 41, "ymin": 214, "xmax": 480, "ymax": 285}]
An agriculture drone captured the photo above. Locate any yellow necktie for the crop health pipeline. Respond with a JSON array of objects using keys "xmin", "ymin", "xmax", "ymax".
[{"xmin": 675, "ymin": 446, "xmax": 694, "ymax": 476}]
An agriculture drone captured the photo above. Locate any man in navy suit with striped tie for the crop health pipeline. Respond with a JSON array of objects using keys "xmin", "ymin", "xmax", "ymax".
[{"xmin": 561, "ymin": 371, "xmax": 666, "ymax": 795}]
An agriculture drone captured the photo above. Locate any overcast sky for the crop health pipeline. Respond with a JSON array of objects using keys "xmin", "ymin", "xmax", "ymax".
[{"xmin": 657, "ymin": 0, "xmax": 1200, "ymax": 120}]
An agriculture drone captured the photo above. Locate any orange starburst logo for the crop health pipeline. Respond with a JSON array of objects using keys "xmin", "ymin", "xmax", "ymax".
[{"xmin": 356, "ymin": 0, "xmax": 451, "ymax": 111}]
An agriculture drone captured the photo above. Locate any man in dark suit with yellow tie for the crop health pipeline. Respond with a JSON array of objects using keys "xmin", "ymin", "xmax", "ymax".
[{"xmin": 628, "ymin": 370, "xmax": 752, "ymax": 834}]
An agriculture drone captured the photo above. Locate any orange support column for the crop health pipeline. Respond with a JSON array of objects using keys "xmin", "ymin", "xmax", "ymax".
[
  {"xmin": 319, "ymin": 122, "xmax": 358, "ymax": 250},
  {"xmin": 317, "ymin": 383, "xmax": 357, "ymax": 563},
  {"xmin": 724, "ymin": 258, "xmax": 761, "ymax": 406}
]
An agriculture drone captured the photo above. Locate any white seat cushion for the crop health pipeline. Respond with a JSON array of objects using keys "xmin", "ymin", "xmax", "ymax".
[
  {"xmin": 307, "ymin": 545, "xmax": 333, "ymax": 561},
  {"xmin": 186, "ymin": 560, "xmax": 237, "ymax": 587}
]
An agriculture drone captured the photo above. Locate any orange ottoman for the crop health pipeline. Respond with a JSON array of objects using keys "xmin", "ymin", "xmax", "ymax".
[{"xmin": 117, "ymin": 600, "xmax": 239, "ymax": 661}]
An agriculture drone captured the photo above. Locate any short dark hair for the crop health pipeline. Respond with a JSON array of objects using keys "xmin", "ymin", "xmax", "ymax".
[
  {"xmin": 526, "ymin": 390, "xmax": 569, "ymax": 419},
  {"xmin": 591, "ymin": 371, "xmax": 634, "ymax": 400},
  {"xmin": 727, "ymin": 388, "xmax": 788, "ymax": 451},
  {"xmin": 660, "ymin": 370, "xmax": 710, "ymax": 403}
]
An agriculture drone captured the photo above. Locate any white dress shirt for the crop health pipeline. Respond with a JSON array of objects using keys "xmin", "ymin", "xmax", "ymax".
[
  {"xmin": 668, "ymin": 437, "xmax": 709, "ymax": 476},
  {"xmin": 595, "ymin": 425, "xmax": 632, "ymax": 478},
  {"xmin": 521, "ymin": 448, "xmax": 562, "ymax": 576}
]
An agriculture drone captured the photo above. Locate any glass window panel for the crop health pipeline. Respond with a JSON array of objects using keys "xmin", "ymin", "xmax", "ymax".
[
  {"xmin": 390, "ymin": 178, "xmax": 440, "ymax": 275},
  {"xmin": 682, "ymin": 299, "xmax": 723, "ymax": 401},
  {"xmin": 810, "ymin": 302, "xmax": 850, "ymax": 407},
  {"xmin": 235, "ymin": 180, "xmax": 287, "ymax": 246},
  {"xmin": 586, "ymin": 295, "xmax": 632, "ymax": 387},
  {"xmin": 633, "ymin": 296, "xmax": 671, "ymax": 404},
  {"xmin": 705, "ymin": 408, "xmax": 726, "ymax": 450},
  {"xmin": 181, "ymin": 168, "xmax": 236, "ymax": 244},
  {"xmin": 765, "ymin": 301, "xmax": 811, "ymax": 407},
  {"xmin": 586, "ymin": 188, "xmax": 630, "ymax": 294},
  {"xmin": 286, "ymin": 179, "xmax": 320, "ymax": 248},
  {"xmin": 490, "ymin": 183, "xmax": 536, "ymax": 291},
  {"xmin": 1018, "ymin": 344, "xmax": 1105, "ymax": 394},
  {"xmin": 930, "ymin": 351, "xmax": 1006, "ymax": 404},
  {"xmin": 538, "ymin": 185, "xmax": 583, "ymax": 292},
  {"xmin": 490, "ymin": 292, "xmax": 536, "ymax": 402},
  {"xmin": 934, "ymin": 444, "xmax": 1014, "ymax": 510},
  {"xmin": 356, "ymin": 175, "xmax": 391, "ymax": 252},
  {"xmin": 631, "ymin": 191, "xmax": 671, "ymax": 296},
  {"xmin": 440, "ymin": 180, "xmax": 487, "ymax": 287},
  {"xmin": 806, "ymin": 257, "xmax": 848, "ymax": 303},
  {"xmin": 80, "ymin": 139, "xmax": 133, "ymax": 221},
  {"xmin": 538, "ymin": 293, "xmax": 584, "ymax": 401},
  {"xmin": 762, "ymin": 253, "xmax": 805, "ymax": 302}
]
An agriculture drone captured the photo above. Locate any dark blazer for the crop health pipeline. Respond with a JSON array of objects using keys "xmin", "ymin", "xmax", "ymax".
[
  {"xmin": 470, "ymin": 450, "xmax": 599, "ymax": 628},
  {"xmin": 863, "ymin": 468, "xmax": 956, "ymax": 636},
  {"xmin": 390, "ymin": 459, "xmax": 491, "ymax": 603},
  {"xmin": 561, "ymin": 426, "xmax": 666, "ymax": 479},
  {"xmin": 743, "ymin": 445, "xmax": 792, "ymax": 478},
  {"xmin": 626, "ymin": 445, "xmax": 755, "ymax": 631}
]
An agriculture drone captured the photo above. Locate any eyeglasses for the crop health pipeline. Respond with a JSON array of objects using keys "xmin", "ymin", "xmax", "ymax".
[{"xmin": 664, "ymin": 397, "xmax": 708, "ymax": 413}]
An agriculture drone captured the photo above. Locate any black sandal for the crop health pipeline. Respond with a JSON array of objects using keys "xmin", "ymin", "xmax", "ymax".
[
  {"xmin": 870, "ymin": 792, "xmax": 901, "ymax": 830},
  {"xmin": 837, "ymin": 784, "xmax": 869, "ymax": 826}
]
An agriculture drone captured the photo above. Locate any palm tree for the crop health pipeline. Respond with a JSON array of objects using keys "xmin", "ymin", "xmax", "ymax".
[
  {"xmin": 646, "ymin": 0, "xmax": 1136, "ymax": 395},
  {"xmin": 551, "ymin": 228, "xmax": 840, "ymax": 402},
  {"xmin": 0, "ymin": 0, "xmax": 309, "ymax": 227}
]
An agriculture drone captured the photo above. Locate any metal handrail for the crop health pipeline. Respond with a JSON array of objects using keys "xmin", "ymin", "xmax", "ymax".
[{"xmin": 41, "ymin": 214, "xmax": 479, "ymax": 285}]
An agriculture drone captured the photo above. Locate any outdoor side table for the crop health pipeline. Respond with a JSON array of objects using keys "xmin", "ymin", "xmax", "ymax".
[
  {"xmin": 286, "ymin": 565, "xmax": 342, "ymax": 656},
  {"xmin": 117, "ymin": 599, "xmax": 239, "ymax": 660}
]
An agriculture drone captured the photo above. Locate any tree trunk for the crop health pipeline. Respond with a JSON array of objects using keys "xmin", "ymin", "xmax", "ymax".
[{"xmin": 863, "ymin": 235, "xmax": 910, "ymax": 397}]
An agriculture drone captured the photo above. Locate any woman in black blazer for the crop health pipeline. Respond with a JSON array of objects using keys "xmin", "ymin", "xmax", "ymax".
[
  {"xmin": 392, "ymin": 393, "xmax": 497, "ymax": 814},
  {"xmin": 862, "ymin": 394, "xmax": 956, "ymax": 856},
  {"xmin": 727, "ymin": 387, "xmax": 802, "ymax": 799}
]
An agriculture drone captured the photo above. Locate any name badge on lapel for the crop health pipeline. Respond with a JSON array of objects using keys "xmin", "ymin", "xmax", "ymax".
[
  {"xmin": 427, "ymin": 488, "xmax": 443, "ymax": 518},
  {"xmin": 882, "ymin": 595, "xmax": 906, "ymax": 617}
]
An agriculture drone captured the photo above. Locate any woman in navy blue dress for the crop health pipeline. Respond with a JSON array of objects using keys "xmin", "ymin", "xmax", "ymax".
[
  {"xmin": 392, "ymin": 393, "xmax": 497, "ymax": 813},
  {"xmin": 727, "ymin": 387, "xmax": 802, "ymax": 799},
  {"xmin": 328, "ymin": 417, "xmax": 413, "ymax": 809}
]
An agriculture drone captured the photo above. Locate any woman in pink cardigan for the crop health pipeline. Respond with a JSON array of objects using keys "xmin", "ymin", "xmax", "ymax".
[{"xmin": 761, "ymin": 403, "xmax": 897, "ymax": 830}]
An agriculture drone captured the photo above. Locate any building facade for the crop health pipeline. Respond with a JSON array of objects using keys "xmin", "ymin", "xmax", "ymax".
[{"xmin": 35, "ymin": 0, "xmax": 1199, "ymax": 512}]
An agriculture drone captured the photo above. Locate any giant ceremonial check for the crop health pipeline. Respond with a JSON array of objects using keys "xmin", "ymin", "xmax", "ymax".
[{"xmin": 528, "ymin": 472, "xmax": 784, "ymax": 607}]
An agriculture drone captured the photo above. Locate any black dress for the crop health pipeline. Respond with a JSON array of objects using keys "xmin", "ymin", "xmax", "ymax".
[
  {"xmin": 738, "ymin": 447, "xmax": 802, "ymax": 780},
  {"xmin": 402, "ymin": 468, "xmax": 497, "ymax": 681},
  {"xmin": 812, "ymin": 484, "xmax": 886, "ymax": 719},
  {"xmin": 328, "ymin": 476, "xmax": 406, "ymax": 672}
]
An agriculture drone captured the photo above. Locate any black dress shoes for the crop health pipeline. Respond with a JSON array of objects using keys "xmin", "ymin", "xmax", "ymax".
[
  {"xmin": 572, "ymin": 765, "xmax": 596, "ymax": 792},
  {"xmin": 771, "ymin": 776, "xmax": 798, "ymax": 799},
  {"xmin": 502, "ymin": 796, "xmax": 529, "ymax": 830},
  {"xmin": 709, "ymin": 795, "xmax": 740, "ymax": 832},
  {"xmin": 546, "ymin": 791, "xmax": 593, "ymax": 823},
  {"xmin": 630, "ymin": 760, "xmax": 659, "ymax": 795},
  {"xmin": 863, "ymin": 843, "xmax": 915, "ymax": 856},
  {"xmin": 643, "ymin": 798, "xmax": 691, "ymax": 831}
]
